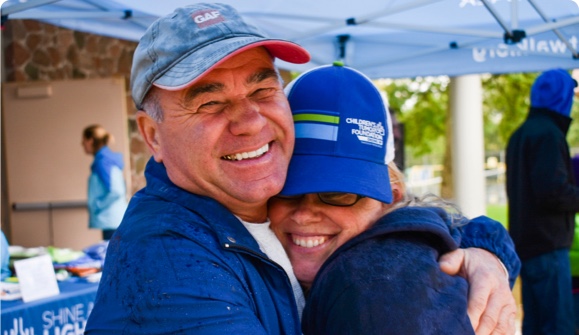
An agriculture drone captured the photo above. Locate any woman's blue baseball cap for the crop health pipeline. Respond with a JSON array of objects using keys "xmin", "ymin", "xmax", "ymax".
[{"xmin": 280, "ymin": 63, "xmax": 394, "ymax": 204}]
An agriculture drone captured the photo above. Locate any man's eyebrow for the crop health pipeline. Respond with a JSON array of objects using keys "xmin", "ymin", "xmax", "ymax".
[
  {"xmin": 183, "ymin": 82, "xmax": 224, "ymax": 106},
  {"xmin": 247, "ymin": 68, "xmax": 279, "ymax": 85}
]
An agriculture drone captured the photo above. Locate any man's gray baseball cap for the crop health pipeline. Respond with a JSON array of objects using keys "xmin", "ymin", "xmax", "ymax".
[{"xmin": 131, "ymin": 3, "xmax": 311, "ymax": 109}]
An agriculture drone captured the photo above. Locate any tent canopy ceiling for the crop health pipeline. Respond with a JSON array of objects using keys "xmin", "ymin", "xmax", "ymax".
[{"xmin": 3, "ymin": 0, "xmax": 579, "ymax": 78}]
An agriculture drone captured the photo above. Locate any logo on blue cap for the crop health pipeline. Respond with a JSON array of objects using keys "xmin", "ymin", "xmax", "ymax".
[
  {"xmin": 294, "ymin": 112, "xmax": 340, "ymax": 141},
  {"xmin": 281, "ymin": 64, "xmax": 393, "ymax": 204},
  {"xmin": 347, "ymin": 117, "xmax": 386, "ymax": 147}
]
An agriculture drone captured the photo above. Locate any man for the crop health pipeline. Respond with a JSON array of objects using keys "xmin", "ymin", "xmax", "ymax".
[
  {"xmin": 507, "ymin": 68, "xmax": 579, "ymax": 335},
  {"xmin": 86, "ymin": 3, "xmax": 517, "ymax": 334}
]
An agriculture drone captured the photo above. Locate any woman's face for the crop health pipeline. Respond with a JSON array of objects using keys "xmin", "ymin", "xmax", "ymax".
[
  {"xmin": 269, "ymin": 193, "xmax": 389, "ymax": 288},
  {"xmin": 82, "ymin": 137, "xmax": 93, "ymax": 155}
]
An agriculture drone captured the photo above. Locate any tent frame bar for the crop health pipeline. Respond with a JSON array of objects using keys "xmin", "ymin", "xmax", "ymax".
[
  {"xmin": 1, "ymin": 0, "xmax": 62, "ymax": 16},
  {"xmin": 527, "ymin": 0, "xmax": 579, "ymax": 59},
  {"xmin": 480, "ymin": 0, "xmax": 520, "ymax": 41},
  {"xmin": 8, "ymin": 11, "xmax": 137, "ymax": 20}
]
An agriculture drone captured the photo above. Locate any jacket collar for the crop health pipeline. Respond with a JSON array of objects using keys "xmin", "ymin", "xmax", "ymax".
[
  {"xmin": 323, "ymin": 206, "xmax": 462, "ymax": 267},
  {"xmin": 528, "ymin": 107, "xmax": 572, "ymax": 135},
  {"xmin": 143, "ymin": 158, "xmax": 263, "ymax": 252}
]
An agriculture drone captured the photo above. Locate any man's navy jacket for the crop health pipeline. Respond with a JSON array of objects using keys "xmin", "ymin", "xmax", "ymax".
[{"xmin": 85, "ymin": 159, "xmax": 301, "ymax": 334}]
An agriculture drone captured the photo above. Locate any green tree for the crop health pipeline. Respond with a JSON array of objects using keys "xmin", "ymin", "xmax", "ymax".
[
  {"xmin": 378, "ymin": 71, "xmax": 579, "ymax": 168},
  {"xmin": 376, "ymin": 77, "xmax": 449, "ymax": 166},
  {"xmin": 566, "ymin": 94, "xmax": 579, "ymax": 150},
  {"xmin": 481, "ymin": 72, "xmax": 536, "ymax": 152},
  {"xmin": 483, "ymin": 72, "xmax": 579, "ymax": 152}
]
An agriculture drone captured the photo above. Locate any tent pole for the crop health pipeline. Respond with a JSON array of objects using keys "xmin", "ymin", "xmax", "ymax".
[
  {"xmin": 511, "ymin": 0, "xmax": 519, "ymax": 29},
  {"xmin": 449, "ymin": 75, "xmax": 486, "ymax": 218},
  {"xmin": 480, "ymin": 0, "xmax": 513, "ymax": 38}
]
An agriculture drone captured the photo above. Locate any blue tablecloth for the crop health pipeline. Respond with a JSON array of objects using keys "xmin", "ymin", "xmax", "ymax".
[{"xmin": 1, "ymin": 280, "xmax": 99, "ymax": 335}]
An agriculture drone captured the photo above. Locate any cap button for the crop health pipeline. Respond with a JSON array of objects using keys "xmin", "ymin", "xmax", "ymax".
[{"xmin": 333, "ymin": 60, "xmax": 344, "ymax": 67}]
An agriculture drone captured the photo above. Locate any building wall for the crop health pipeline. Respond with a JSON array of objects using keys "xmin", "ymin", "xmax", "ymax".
[
  {"xmin": 2, "ymin": 19, "xmax": 150, "ymax": 195},
  {"xmin": 1, "ymin": 19, "xmax": 296, "ymax": 201}
]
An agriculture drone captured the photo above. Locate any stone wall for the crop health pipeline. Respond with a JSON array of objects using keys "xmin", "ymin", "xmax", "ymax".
[{"xmin": 2, "ymin": 20, "xmax": 150, "ymax": 194}]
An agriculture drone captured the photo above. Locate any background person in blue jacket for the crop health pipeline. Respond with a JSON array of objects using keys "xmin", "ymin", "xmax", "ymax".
[
  {"xmin": 1, "ymin": 230, "xmax": 11, "ymax": 281},
  {"xmin": 269, "ymin": 64, "xmax": 520, "ymax": 335},
  {"xmin": 506, "ymin": 68, "xmax": 579, "ymax": 335},
  {"xmin": 87, "ymin": 3, "xmax": 520, "ymax": 334},
  {"xmin": 82, "ymin": 124, "xmax": 128, "ymax": 240}
]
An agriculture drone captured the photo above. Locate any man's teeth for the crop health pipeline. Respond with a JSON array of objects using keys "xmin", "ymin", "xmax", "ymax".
[
  {"xmin": 222, "ymin": 143, "xmax": 269, "ymax": 161},
  {"xmin": 292, "ymin": 236, "xmax": 326, "ymax": 248}
]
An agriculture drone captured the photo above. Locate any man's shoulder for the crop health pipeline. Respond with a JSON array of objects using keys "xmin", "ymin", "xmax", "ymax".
[
  {"xmin": 115, "ymin": 191, "xmax": 224, "ymax": 252},
  {"xmin": 118, "ymin": 191, "xmax": 262, "ymax": 266},
  {"xmin": 126, "ymin": 190, "xmax": 208, "ymax": 222}
]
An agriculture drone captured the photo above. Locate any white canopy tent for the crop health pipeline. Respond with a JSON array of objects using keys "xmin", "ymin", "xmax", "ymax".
[
  {"xmin": 4, "ymin": 0, "xmax": 579, "ymax": 76},
  {"xmin": 3, "ymin": 0, "xmax": 579, "ymax": 216}
]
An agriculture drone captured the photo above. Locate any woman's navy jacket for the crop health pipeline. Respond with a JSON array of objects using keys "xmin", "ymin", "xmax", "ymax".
[{"xmin": 302, "ymin": 206, "xmax": 520, "ymax": 335}]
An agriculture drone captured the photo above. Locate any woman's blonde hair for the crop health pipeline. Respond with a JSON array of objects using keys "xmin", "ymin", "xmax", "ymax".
[
  {"xmin": 387, "ymin": 162, "xmax": 465, "ymax": 227},
  {"xmin": 387, "ymin": 162, "xmax": 407, "ymax": 203}
]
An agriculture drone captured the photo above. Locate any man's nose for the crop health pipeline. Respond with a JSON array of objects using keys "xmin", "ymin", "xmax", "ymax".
[{"xmin": 227, "ymin": 99, "xmax": 267, "ymax": 136}]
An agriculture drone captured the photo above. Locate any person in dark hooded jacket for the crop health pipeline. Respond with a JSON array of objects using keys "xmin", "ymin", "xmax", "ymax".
[{"xmin": 506, "ymin": 68, "xmax": 579, "ymax": 335}]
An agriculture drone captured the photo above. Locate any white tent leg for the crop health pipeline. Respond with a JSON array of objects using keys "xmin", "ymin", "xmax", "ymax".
[{"xmin": 449, "ymin": 75, "xmax": 486, "ymax": 218}]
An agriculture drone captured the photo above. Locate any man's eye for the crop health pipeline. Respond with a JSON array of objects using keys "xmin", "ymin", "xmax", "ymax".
[
  {"xmin": 252, "ymin": 88, "xmax": 276, "ymax": 99},
  {"xmin": 200, "ymin": 101, "xmax": 219, "ymax": 107},
  {"xmin": 197, "ymin": 101, "xmax": 223, "ymax": 113}
]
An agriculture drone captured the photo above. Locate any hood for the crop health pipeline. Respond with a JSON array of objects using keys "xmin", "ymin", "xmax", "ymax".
[{"xmin": 530, "ymin": 68, "xmax": 576, "ymax": 117}]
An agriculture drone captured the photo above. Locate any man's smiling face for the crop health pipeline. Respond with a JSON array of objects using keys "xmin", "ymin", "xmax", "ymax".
[{"xmin": 138, "ymin": 47, "xmax": 295, "ymax": 222}]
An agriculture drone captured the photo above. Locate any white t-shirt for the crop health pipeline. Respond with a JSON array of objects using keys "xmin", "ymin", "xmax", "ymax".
[{"xmin": 239, "ymin": 218, "xmax": 306, "ymax": 319}]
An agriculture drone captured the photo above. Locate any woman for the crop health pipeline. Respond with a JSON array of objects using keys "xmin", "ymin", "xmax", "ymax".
[
  {"xmin": 1, "ymin": 231, "xmax": 11, "ymax": 280},
  {"xmin": 269, "ymin": 63, "xmax": 519, "ymax": 334},
  {"xmin": 82, "ymin": 125, "xmax": 128, "ymax": 240}
]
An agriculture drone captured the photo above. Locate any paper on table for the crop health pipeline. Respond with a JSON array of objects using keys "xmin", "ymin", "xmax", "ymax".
[{"xmin": 14, "ymin": 254, "xmax": 60, "ymax": 302}]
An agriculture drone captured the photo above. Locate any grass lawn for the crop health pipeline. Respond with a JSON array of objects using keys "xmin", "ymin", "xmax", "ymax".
[
  {"xmin": 486, "ymin": 203, "xmax": 508, "ymax": 229},
  {"xmin": 485, "ymin": 203, "xmax": 523, "ymax": 325}
]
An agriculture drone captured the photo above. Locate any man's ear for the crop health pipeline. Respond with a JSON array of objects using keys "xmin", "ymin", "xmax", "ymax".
[{"xmin": 136, "ymin": 111, "xmax": 163, "ymax": 163}]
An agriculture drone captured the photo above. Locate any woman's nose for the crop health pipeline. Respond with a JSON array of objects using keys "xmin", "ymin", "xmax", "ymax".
[{"xmin": 290, "ymin": 194, "xmax": 323, "ymax": 226}]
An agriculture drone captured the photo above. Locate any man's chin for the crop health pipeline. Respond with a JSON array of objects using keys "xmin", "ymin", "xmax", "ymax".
[{"xmin": 239, "ymin": 188, "xmax": 283, "ymax": 204}]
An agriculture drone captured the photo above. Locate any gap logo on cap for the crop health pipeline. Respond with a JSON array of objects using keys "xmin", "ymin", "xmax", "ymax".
[{"xmin": 192, "ymin": 9, "xmax": 225, "ymax": 28}]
